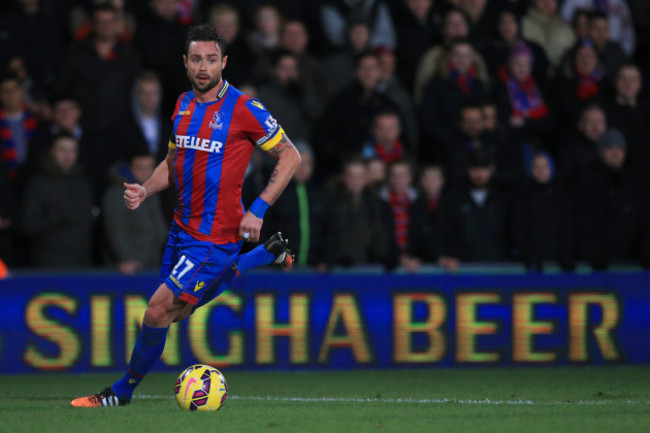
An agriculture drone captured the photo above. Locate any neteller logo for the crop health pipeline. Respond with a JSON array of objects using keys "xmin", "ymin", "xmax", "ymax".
[{"xmin": 176, "ymin": 135, "xmax": 223, "ymax": 153}]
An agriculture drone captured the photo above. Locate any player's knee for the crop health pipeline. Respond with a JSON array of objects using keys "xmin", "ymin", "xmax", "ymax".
[
  {"xmin": 172, "ymin": 305, "xmax": 193, "ymax": 323},
  {"xmin": 143, "ymin": 303, "xmax": 175, "ymax": 328}
]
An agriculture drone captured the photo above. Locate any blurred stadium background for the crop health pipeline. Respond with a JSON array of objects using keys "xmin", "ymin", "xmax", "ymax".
[{"xmin": 1, "ymin": 0, "xmax": 650, "ymax": 431}]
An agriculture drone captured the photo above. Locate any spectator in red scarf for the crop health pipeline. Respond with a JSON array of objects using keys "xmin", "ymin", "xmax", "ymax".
[
  {"xmin": 477, "ymin": 9, "xmax": 550, "ymax": 93},
  {"xmin": 554, "ymin": 39, "xmax": 605, "ymax": 129},
  {"xmin": 0, "ymin": 73, "xmax": 37, "ymax": 180},
  {"xmin": 378, "ymin": 159, "xmax": 430, "ymax": 272},
  {"xmin": 419, "ymin": 38, "xmax": 487, "ymax": 162},
  {"xmin": 495, "ymin": 42, "xmax": 553, "ymax": 148},
  {"xmin": 414, "ymin": 8, "xmax": 490, "ymax": 104},
  {"xmin": 363, "ymin": 110, "xmax": 406, "ymax": 164},
  {"xmin": 416, "ymin": 164, "xmax": 444, "ymax": 260}
]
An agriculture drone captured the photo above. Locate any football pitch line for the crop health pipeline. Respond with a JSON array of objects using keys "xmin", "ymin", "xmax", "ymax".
[{"xmin": 137, "ymin": 394, "xmax": 650, "ymax": 406}]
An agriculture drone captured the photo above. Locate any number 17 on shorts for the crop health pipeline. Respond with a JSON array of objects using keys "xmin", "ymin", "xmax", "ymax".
[{"xmin": 166, "ymin": 255, "xmax": 209, "ymax": 304}]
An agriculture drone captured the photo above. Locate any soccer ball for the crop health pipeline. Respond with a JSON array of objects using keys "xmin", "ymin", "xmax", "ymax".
[{"xmin": 174, "ymin": 364, "xmax": 228, "ymax": 411}]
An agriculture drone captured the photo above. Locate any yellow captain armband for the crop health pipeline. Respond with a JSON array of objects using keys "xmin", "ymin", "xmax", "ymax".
[
  {"xmin": 168, "ymin": 140, "xmax": 176, "ymax": 149},
  {"xmin": 260, "ymin": 127, "xmax": 285, "ymax": 151}
]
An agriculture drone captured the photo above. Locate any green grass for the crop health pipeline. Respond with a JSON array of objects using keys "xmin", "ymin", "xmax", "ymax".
[{"xmin": 1, "ymin": 368, "xmax": 649, "ymax": 433}]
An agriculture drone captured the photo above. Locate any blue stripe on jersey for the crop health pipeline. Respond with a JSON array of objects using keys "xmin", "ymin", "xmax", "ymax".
[
  {"xmin": 180, "ymin": 101, "xmax": 208, "ymax": 226},
  {"xmin": 198, "ymin": 88, "xmax": 238, "ymax": 234},
  {"xmin": 173, "ymin": 92, "xmax": 194, "ymax": 217}
]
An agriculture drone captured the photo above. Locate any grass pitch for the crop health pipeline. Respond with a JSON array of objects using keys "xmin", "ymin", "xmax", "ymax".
[{"xmin": 1, "ymin": 367, "xmax": 649, "ymax": 433}]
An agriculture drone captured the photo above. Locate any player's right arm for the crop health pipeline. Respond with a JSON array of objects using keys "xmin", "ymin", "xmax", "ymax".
[{"xmin": 124, "ymin": 146, "xmax": 176, "ymax": 210}]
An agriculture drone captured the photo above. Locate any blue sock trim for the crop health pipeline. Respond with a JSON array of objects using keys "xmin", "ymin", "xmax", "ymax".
[
  {"xmin": 112, "ymin": 324, "xmax": 169, "ymax": 400},
  {"xmin": 249, "ymin": 196, "xmax": 270, "ymax": 219}
]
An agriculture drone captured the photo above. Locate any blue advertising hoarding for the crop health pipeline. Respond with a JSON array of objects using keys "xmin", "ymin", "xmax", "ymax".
[{"xmin": 0, "ymin": 271, "xmax": 649, "ymax": 373}]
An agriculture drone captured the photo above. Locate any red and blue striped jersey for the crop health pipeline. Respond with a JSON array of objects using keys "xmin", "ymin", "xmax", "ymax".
[{"xmin": 168, "ymin": 81, "xmax": 284, "ymax": 244}]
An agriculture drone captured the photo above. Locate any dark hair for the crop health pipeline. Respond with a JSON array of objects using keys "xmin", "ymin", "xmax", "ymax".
[
  {"xmin": 269, "ymin": 48, "xmax": 296, "ymax": 67},
  {"xmin": 580, "ymin": 103, "xmax": 605, "ymax": 119},
  {"xmin": 478, "ymin": 98, "xmax": 497, "ymax": 109},
  {"xmin": 137, "ymin": 70, "xmax": 161, "ymax": 84},
  {"xmin": 52, "ymin": 132, "xmax": 77, "ymax": 145},
  {"xmin": 467, "ymin": 149, "xmax": 493, "ymax": 168},
  {"xmin": 93, "ymin": 1, "xmax": 117, "ymax": 17},
  {"xmin": 354, "ymin": 50, "xmax": 379, "ymax": 67},
  {"xmin": 51, "ymin": 94, "xmax": 79, "ymax": 107},
  {"xmin": 343, "ymin": 157, "xmax": 366, "ymax": 171},
  {"xmin": 571, "ymin": 8, "xmax": 591, "ymax": 29},
  {"xmin": 458, "ymin": 102, "xmax": 483, "ymax": 121},
  {"xmin": 419, "ymin": 164, "xmax": 445, "ymax": 180},
  {"xmin": 373, "ymin": 108, "xmax": 401, "ymax": 123},
  {"xmin": 615, "ymin": 61, "xmax": 641, "ymax": 81},
  {"xmin": 443, "ymin": 8, "xmax": 469, "ymax": 27},
  {"xmin": 587, "ymin": 11, "xmax": 609, "ymax": 22},
  {"xmin": 387, "ymin": 158, "xmax": 414, "ymax": 175},
  {"xmin": 185, "ymin": 24, "xmax": 228, "ymax": 56},
  {"xmin": 0, "ymin": 72, "xmax": 21, "ymax": 86},
  {"xmin": 445, "ymin": 37, "xmax": 473, "ymax": 52}
]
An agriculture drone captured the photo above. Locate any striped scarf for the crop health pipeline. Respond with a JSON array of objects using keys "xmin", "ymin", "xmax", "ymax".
[
  {"xmin": 576, "ymin": 68, "xmax": 602, "ymax": 100},
  {"xmin": 506, "ymin": 74, "xmax": 549, "ymax": 119},
  {"xmin": 177, "ymin": 0, "xmax": 195, "ymax": 26},
  {"xmin": 447, "ymin": 62, "xmax": 478, "ymax": 94},
  {"xmin": 374, "ymin": 139, "xmax": 404, "ymax": 164},
  {"xmin": 389, "ymin": 191, "xmax": 411, "ymax": 252},
  {"xmin": 0, "ymin": 107, "xmax": 36, "ymax": 178}
]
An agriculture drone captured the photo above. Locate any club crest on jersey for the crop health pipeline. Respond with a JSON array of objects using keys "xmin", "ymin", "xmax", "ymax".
[{"xmin": 209, "ymin": 111, "xmax": 223, "ymax": 130}]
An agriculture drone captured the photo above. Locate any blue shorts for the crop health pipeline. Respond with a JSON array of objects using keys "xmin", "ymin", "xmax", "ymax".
[{"xmin": 161, "ymin": 222, "xmax": 242, "ymax": 307}]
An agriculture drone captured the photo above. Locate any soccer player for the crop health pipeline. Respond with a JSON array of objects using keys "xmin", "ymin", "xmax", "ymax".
[{"xmin": 71, "ymin": 25, "xmax": 301, "ymax": 407}]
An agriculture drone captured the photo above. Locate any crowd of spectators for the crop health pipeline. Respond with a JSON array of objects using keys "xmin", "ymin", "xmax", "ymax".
[{"xmin": 1, "ymin": 0, "xmax": 650, "ymax": 273}]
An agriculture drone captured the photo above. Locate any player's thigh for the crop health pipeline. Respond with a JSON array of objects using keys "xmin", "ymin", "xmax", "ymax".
[{"xmin": 144, "ymin": 283, "xmax": 192, "ymax": 327}]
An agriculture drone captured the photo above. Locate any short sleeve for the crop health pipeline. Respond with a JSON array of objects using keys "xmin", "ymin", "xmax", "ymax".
[{"xmin": 241, "ymin": 98, "xmax": 285, "ymax": 151}]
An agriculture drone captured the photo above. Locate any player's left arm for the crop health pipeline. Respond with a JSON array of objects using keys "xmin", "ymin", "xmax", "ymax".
[{"xmin": 238, "ymin": 132, "xmax": 301, "ymax": 242}]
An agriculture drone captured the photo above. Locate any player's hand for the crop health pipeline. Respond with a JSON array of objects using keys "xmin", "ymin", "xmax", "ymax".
[
  {"xmin": 118, "ymin": 260, "xmax": 142, "ymax": 275},
  {"xmin": 0, "ymin": 216, "xmax": 11, "ymax": 230},
  {"xmin": 238, "ymin": 210, "xmax": 263, "ymax": 243},
  {"xmin": 438, "ymin": 256, "xmax": 460, "ymax": 272},
  {"xmin": 124, "ymin": 183, "xmax": 146, "ymax": 210},
  {"xmin": 400, "ymin": 255, "xmax": 421, "ymax": 273}
]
